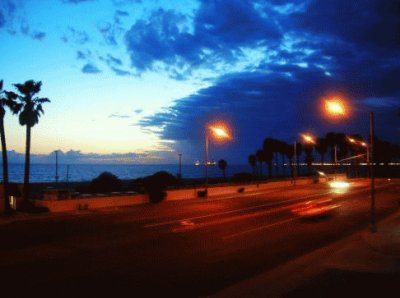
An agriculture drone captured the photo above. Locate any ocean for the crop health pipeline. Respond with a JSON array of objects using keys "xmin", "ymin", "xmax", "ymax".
[{"xmin": 3, "ymin": 163, "xmax": 256, "ymax": 183}]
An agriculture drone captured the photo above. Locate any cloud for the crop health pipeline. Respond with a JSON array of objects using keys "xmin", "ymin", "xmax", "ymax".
[
  {"xmin": 0, "ymin": 11, "xmax": 5, "ymax": 28},
  {"xmin": 62, "ymin": 27, "xmax": 90, "ymax": 44},
  {"xmin": 111, "ymin": 67, "xmax": 131, "ymax": 76},
  {"xmin": 140, "ymin": 46, "xmax": 400, "ymax": 162},
  {"xmin": 0, "ymin": 0, "xmax": 17, "ymax": 30},
  {"xmin": 124, "ymin": 1, "xmax": 281, "ymax": 76},
  {"xmin": 6, "ymin": 149, "xmax": 175, "ymax": 166},
  {"xmin": 97, "ymin": 21, "xmax": 119, "ymax": 46},
  {"xmin": 82, "ymin": 63, "xmax": 101, "ymax": 74},
  {"xmin": 290, "ymin": 0, "xmax": 400, "ymax": 50},
  {"xmin": 109, "ymin": 113, "xmax": 131, "ymax": 119},
  {"xmin": 76, "ymin": 50, "xmax": 92, "ymax": 60},
  {"xmin": 115, "ymin": 10, "xmax": 129, "ymax": 17},
  {"xmin": 113, "ymin": 0, "xmax": 142, "ymax": 6},
  {"xmin": 99, "ymin": 54, "xmax": 131, "ymax": 76},
  {"xmin": 134, "ymin": 109, "xmax": 143, "ymax": 114},
  {"xmin": 62, "ymin": 0, "xmax": 95, "ymax": 4}
]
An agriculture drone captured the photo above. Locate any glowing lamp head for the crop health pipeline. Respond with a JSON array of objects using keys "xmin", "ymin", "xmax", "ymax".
[
  {"xmin": 208, "ymin": 122, "xmax": 232, "ymax": 142},
  {"xmin": 301, "ymin": 134, "xmax": 316, "ymax": 144},
  {"xmin": 348, "ymin": 137, "xmax": 356, "ymax": 143},
  {"xmin": 324, "ymin": 98, "xmax": 347, "ymax": 117},
  {"xmin": 210, "ymin": 127, "xmax": 229, "ymax": 138}
]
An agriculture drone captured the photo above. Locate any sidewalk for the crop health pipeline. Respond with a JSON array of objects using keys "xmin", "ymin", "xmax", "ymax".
[{"xmin": 214, "ymin": 209, "xmax": 400, "ymax": 297}]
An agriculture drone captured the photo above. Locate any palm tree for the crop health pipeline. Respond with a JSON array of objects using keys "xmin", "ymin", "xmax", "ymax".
[
  {"xmin": 325, "ymin": 132, "xmax": 339, "ymax": 163},
  {"xmin": 0, "ymin": 81, "xmax": 21, "ymax": 213},
  {"xmin": 262, "ymin": 138, "xmax": 274, "ymax": 178},
  {"xmin": 14, "ymin": 80, "xmax": 50, "ymax": 205},
  {"xmin": 315, "ymin": 137, "xmax": 328, "ymax": 165},
  {"xmin": 218, "ymin": 159, "xmax": 228, "ymax": 180},
  {"xmin": 256, "ymin": 149, "xmax": 265, "ymax": 178},
  {"xmin": 295, "ymin": 142, "xmax": 303, "ymax": 176},
  {"xmin": 303, "ymin": 143, "xmax": 314, "ymax": 175},
  {"xmin": 283, "ymin": 142, "xmax": 295, "ymax": 179},
  {"xmin": 248, "ymin": 154, "xmax": 257, "ymax": 176}
]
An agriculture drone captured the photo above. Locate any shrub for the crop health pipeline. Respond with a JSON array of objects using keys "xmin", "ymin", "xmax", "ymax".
[
  {"xmin": 89, "ymin": 172, "xmax": 122, "ymax": 193},
  {"xmin": 143, "ymin": 171, "xmax": 178, "ymax": 203}
]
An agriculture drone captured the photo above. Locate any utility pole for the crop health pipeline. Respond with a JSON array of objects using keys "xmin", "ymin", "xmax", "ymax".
[
  {"xmin": 178, "ymin": 153, "xmax": 182, "ymax": 179},
  {"xmin": 55, "ymin": 150, "xmax": 59, "ymax": 188},
  {"xmin": 293, "ymin": 141, "xmax": 297, "ymax": 185}
]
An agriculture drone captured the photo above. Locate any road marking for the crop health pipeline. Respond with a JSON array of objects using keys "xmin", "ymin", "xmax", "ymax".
[
  {"xmin": 222, "ymin": 217, "xmax": 297, "ymax": 240},
  {"xmin": 144, "ymin": 191, "xmax": 333, "ymax": 228}
]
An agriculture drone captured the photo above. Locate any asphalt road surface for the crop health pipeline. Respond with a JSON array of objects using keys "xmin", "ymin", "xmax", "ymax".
[{"xmin": 1, "ymin": 178, "xmax": 399, "ymax": 297}]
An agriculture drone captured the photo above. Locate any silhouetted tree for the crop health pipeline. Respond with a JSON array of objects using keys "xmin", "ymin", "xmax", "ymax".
[
  {"xmin": 315, "ymin": 137, "xmax": 328, "ymax": 165},
  {"xmin": 295, "ymin": 142, "xmax": 303, "ymax": 175},
  {"xmin": 90, "ymin": 171, "xmax": 122, "ymax": 193},
  {"xmin": 248, "ymin": 154, "xmax": 257, "ymax": 176},
  {"xmin": 263, "ymin": 138, "xmax": 275, "ymax": 178},
  {"xmin": 14, "ymin": 80, "xmax": 50, "ymax": 204},
  {"xmin": 218, "ymin": 159, "xmax": 228, "ymax": 180},
  {"xmin": 256, "ymin": 149, "xmax": 265, "ymax": 178},
  {"xmin": 276, "ymin": 140, "xmax": 286, "ymax": 177},
  {"xmin": 303, "ymin": 143, "xmax": 314, "ymax": 174},
  {"xmin": 284, "ymin": 142, "xmax": 295, "ymax": 179},
  {"xmin": 0, "ymin": 81, "xmax": 21, "ymax": 213},
  {"xmin": 325, "ymin": 132, "xmax": 338, "ymax": 163},
  {"xmin": 143, "ymin": 171, "xmax": 178, "ymax": 203}
]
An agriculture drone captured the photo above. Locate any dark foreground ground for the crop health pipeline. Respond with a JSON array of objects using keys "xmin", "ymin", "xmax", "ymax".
[{"xmin": 1, "ymin": 178, "xmax": 399, "ymax": 297}]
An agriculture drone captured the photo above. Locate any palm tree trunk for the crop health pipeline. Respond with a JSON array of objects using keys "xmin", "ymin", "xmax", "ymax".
[
  {"xmin": 23, "ymin": 125, "xmax": 31, "ymax": 203},
  {"xmin": 0, "ymin": 118, "xmax": 10, "ymax": 213}
]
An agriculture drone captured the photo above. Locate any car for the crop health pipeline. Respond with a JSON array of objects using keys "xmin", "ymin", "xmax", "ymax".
[{"xmin": 291, "ymin": 198, "xmax": 340, "ymax": 219}]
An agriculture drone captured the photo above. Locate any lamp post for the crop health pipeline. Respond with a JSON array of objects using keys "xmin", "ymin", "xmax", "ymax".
[
  {"xmin": 54, "ymin": 150, "xmax": 59, "ymax": 187},
  {"xmin": 323, "ymin": 97, "xmax": 376, "ymax": 232},
  {"xmin": 178, "ymin": 153, "xmax": 182, "ymax": 179},
  {"xmin": 204, "ymin": 123, "xmax": 232, "ymax": 197},
  {"xmin": 369, "ymin": 112, "xmax": 376, "ymax": 232},
  {"xmin": 293, "ymin": 141, "xmax": 297, "ymax": 185}
]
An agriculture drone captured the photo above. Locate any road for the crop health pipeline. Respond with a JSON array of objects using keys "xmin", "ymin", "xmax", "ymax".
[{"xmin": 1, "ymin": 178, "xmax": 399, "ymax": 297}]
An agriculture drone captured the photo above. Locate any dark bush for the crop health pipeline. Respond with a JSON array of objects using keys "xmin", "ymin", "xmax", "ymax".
[
  {"xmin": 231, "ymin": 172, "xmax": 254, "ymax": 183},
  {"xmin": 89, "ymin": 172, "xmax": 123, "ymax": 193},
  {"xmin": 143, "ymin": 171, "xmax": 178, "ymax": 203},
  {"xmin": 237, "ymin": 187, "xmax": 245, "ymax": 193}
]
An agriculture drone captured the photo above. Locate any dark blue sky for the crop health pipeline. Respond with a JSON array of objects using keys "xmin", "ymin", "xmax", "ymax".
[{"xmin": 1, "ymin": 0, "xmax": 399, "ymax": 164}]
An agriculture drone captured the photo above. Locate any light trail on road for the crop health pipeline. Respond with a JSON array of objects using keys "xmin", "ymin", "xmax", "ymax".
[
  {"xmin": 144, "ymin": 191, "xmax": 333, "ymax": 229},
  {"xmin": 222, "ymin": 217, "xmax": 297, "ymax": 240}
]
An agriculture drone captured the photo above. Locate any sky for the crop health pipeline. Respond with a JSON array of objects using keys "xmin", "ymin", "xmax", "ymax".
[{"xmin": 1, "ymin": 0, "xmax": 399, "ymax": 165}]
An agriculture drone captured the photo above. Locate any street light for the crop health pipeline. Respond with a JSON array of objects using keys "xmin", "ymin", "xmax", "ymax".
[
  {"xmin": 347, "ymin": 137, "xmax": 369, "ymax": 163},
  {"xmin": 204, "ymin": 122, "xmax": 232, "ymax": 197},
  {"xmin": 301, "ymin": 133, "xmax": 316, "ymax": 144},
  {"xmin": 323, "ymin": 97, "xmax": 376, "ymax": 232}
]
